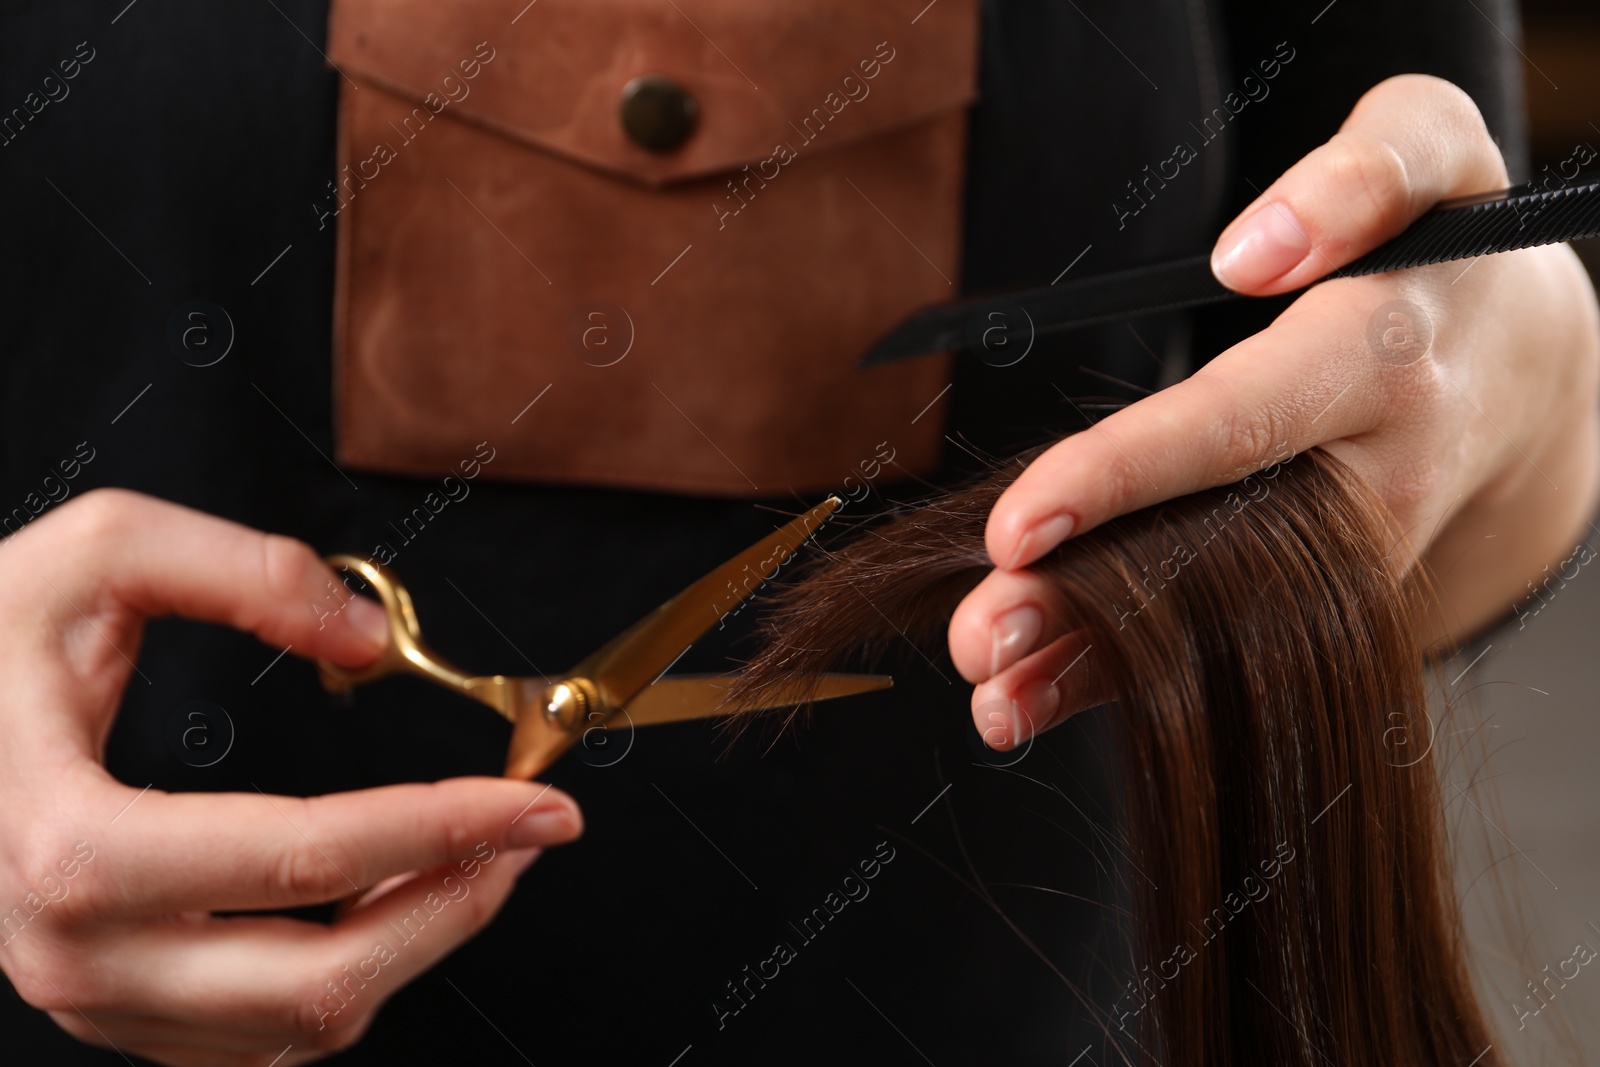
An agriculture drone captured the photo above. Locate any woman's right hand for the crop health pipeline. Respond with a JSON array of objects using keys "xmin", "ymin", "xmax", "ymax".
[{"xmin": 0, "ymin": 489, "xmax": 583, "ymax": 1066}]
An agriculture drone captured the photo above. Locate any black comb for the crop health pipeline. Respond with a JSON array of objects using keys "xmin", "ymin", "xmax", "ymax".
[{"xmin": 859, "ymin": 174, "xmax": 1600, "ymax": 368}]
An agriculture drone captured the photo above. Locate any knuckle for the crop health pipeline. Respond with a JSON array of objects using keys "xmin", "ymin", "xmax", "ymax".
[
  {"xmin": 289, "ymin": 966, "xmax": 336, "ymax": 1028},
  {"xmin": 267, "ymin": 807, "xmax": 354, "ymax": 904},
  {"xmin": 1351, "ymin": 75, "xmax": 1502, "ymax": 186},
  {"xmin": 1324, "ymin": 135, "xmax": 1414, "ymax": 237},
  {"xmin": 260, "ymin": 533, "xmax": 324, "ymax": 603},
  {"xmin": 302, "ymin": 1012, "xmax": 359, "ymax": 1051},
  {"xmin": 1194, "ymin": 375, "xmax": 1288, "ymax": 478},
  {"xmin": 310, "ymin": 1009, "xmax": 374, "ymax": 1053},
  {"xmin": 53, "ymin": 488, "xmax": 142, "ymax": 551},
  {"xmin": 1383, "ymin": 74, "xmax": 1484, "ymax": 130},
  {"xmin": 1218, "ymin": 407, "xmax": 1282, "ymax": 476},
  {"xmin": 1356, "ymin": 74, "xmax": 1481, "ymax": 130},
  {"xmin": 286, "ymin": 969, "xmax": 371, "ymax": 1050},
  {"xmin": 409, "ymin": 784, "xmax": 460, "ymax": 851},
  {"xmin": 41, "ymin": 874, "xmax": 99, "ymax": 931},
  {"xmin": 1094, "ymin": 450, "xmax": 1145, "ymax": 521},
  {"xmin": 1433, "ymin": 79, "xmax": 1487, "ymax": 133},
  {"xmin": 444, "ymin": 818, "xmax": 477, "ymax": 860},
  {"xmin": 432, "ymin": 787, "xmax": 487, "ymax": 858},
  {"xmin": 7, "ymin": 853, "xmax": 85, "ymax": 936},
  {"xmin": 452, "ymin": 874, "xmax": 505, "ymax": 934},
  {"xmin": 288, "ymin": 987, "xmax": 338, "ymax": 1041},
  {"xmin": 6, "ymin": 952, "xmax": 91, "ymax": 1013},
  {"xmin": 45, "ymin": 1009, "xmax": 106, "ymax": 1048},
  {"xmin": 270, "ymin": 845, "xmax": 336, "ymax": 901},
  {"xmin": 270, "ymin": 844, "xmax": 345, "ymax": 908}
]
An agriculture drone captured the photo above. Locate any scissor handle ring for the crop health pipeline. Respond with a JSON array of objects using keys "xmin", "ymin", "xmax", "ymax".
[{"xmin": 315, "ymin": 554, "xmax": 476, "ymax": 695}]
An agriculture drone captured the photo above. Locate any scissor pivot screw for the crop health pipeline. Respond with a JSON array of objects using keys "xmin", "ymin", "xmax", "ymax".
[{"xmin": 544, "ymin": 679, "xmax": 597, "ymax": 729}]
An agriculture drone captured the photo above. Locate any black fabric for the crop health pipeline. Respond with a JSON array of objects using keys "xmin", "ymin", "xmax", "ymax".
[
  {"xmin": 0, "ymin": 1, "xmax": 1524, "ymax": 1064},
  {"xmin": 1189, "ymin": 0, "xmax": 1529, "ymax": 364}
]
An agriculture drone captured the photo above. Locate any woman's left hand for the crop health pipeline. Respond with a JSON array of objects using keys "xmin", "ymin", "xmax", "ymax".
[{"xmin": 949, "ymin": 74, "xmax": 1600, "ymax": 750}]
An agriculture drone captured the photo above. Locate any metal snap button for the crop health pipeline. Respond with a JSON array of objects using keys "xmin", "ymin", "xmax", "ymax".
[{"xmin": 619, "ymin": 74, "xmax": 698, "ymax": 152}]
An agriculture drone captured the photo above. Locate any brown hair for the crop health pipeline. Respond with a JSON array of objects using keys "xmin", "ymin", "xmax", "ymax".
[{"xmin": 734, "ymin": 447, "xmax": 1500, "ymax": 1065}]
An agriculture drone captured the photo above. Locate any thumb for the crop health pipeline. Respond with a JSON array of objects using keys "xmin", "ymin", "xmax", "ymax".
[{"xmin": 1209, "ymin": 74, "xmax": 1508, "ymax": 295}]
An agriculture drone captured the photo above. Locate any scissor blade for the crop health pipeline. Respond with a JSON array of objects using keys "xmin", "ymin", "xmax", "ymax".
[
  {"xmin": 570, "ymin": 497, "xmax": 841, "ymax": 714},
  {"xmin": 622, "ymin": 672, "xmax": 893, "ymax": 728}
]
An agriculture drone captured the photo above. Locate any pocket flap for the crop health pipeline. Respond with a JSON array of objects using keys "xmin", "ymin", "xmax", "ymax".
[{"xmin": 327, "ymin": 0, "xmax": 978, "ymax": 188}]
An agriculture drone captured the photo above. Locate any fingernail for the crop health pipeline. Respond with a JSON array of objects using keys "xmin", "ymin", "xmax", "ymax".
[
  {"xmin": 1212, "ymin": 203, "xmax": 1313, "ymax": 290},
  {"xmin": 344, "ymin": 595, "xmax": 390, "ymax": 650},
  {"xmin": 1000, "ymin": 700, "xmax": 1026, "ymax": 749},
  {"xmin": 989, "ymin": 605, "xmax": 1042, "ymax": 678},
  {"xmin": 1006, "ymin": 513, "xmax": 1075, "ymax": 569},
  {"xmin": 507, "ymin": 803, "xmax": 582, "ymax": 848},
  {"xmin": 1012, "ymin": 680, "xmax": 1061, "ymax": 744}
]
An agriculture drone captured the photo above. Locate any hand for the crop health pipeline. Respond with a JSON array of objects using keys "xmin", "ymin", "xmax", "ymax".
[
  {"xmin": 950, "ymin": 74, "xmax": 1600, "ymax": 749},
  {"xmin": 0, "ymin": 489, "xmax": 584, "ymax": 1065}
]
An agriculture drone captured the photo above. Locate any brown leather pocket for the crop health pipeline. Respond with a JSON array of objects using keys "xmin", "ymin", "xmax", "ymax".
[{"xmin": 326, "ymin": 0, "xmax": 977, "ymax": 496}]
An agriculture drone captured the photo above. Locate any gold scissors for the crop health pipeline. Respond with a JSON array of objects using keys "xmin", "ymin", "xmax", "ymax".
[{"xmin": 314, "ymin": 497, "xmax": 889, "ymax": 779}]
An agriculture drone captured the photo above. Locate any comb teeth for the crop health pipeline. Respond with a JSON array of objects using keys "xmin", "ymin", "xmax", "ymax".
[{"xmin": 1343, "ymin": 178, "xmax": 1600, "ymax": 275}]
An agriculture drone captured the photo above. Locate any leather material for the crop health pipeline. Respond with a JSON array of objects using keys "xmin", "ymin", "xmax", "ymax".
[{"xmin": 326, "ymin": 0, "xmax": 978, "ymax": 496}]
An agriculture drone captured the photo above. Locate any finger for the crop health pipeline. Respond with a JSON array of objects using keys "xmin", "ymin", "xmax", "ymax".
[
  {"xmin": 1210, "ymin": 74, "xmax": 1508, "ymax": 295},
  {"xmin": 323, "ymin": 846, "xmax": 542, "ymax": 994},
  {"xmin": 49, "ymin": 1008, "xmax": 301, "ymax": 1054},
  {"xmin": 112, "ymin": 1047, "xmax": 331, "ymax": 1067},
  {"xmin": 28, "ymin": 488, "xmax": 389, "ymax": 669},
  {"xmin": 336, "ymin": 845, "xmax": 542, "ymax": 912},
  {"xmin": 970, "ymin": 632, "xmax": 1107, "ymax": 750},
  {"xmin": 948, "ymin": 567, "xmax": 1066, "ymax": 683},
  {"xmin": 87, "ymin": 850, "xmax": 537, "ymax": 1038},
  {"xmin": 92, "ymin": 776, "xmax": 579, "ymax": 916},
  {"xmin": 50, "ymin": 998, "xmax": 370, "ymax": 1064},
  {"xmin": 114, "ymin": 1045, "xmax": 331, "ymax": 1067},
  {"xmin": 984, "ymin": 280, "xmax": 1384, "ymax": 573}
]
